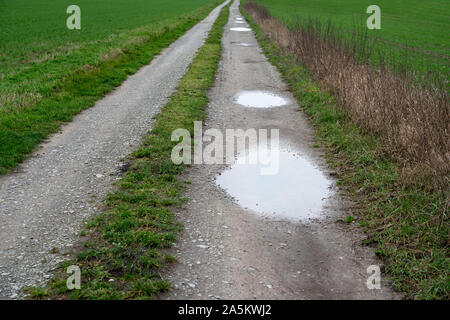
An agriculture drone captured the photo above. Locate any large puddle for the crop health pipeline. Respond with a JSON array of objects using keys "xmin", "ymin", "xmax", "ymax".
[
  {"xmin": 216, "ymin": 147, "xmax": 331, "ymax": 221},
  {"xmin": 234, "ymin": 91, "xmax": 289, "ymax": 108},
  {"xmin": 230, "ymin": 27, "xmax": 252, "ymax": 32}
]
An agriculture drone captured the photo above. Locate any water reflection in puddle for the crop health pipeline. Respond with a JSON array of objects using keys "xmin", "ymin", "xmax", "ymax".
[
  {"xmin": 230, "ymin": 27, "xmax": 252, "ymax": 32},
  {"xmin": 234, "ymin": 91, "xmax": 288, "ymax": 108},
  {"xmin": 233, "ymin": 43, "xmax": 255, "ymax": 47},
  {"xmin": 235, "ymin": 21, "xmax": 246, "ymax": 24},
  {"xmin": 216, "ymin": 148, "xmax": 331, "ymax": 221}
]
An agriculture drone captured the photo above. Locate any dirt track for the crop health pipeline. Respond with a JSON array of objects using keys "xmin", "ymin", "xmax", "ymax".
[
  {"xmin": 161, "ymin": 0, "xmax": 400, "ymax": 300},
  {"xmin": 0, "ymin": 1, "xmax": 229, "ymax": 299}
]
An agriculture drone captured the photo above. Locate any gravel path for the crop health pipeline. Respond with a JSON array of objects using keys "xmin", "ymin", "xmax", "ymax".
[
  {"xmin": 161, "ymin": 0, "xmax": 401, "ymax": 300},
  {"xmin": 0, "ymin": 1, "xmax": 229, "ymax": 299}
]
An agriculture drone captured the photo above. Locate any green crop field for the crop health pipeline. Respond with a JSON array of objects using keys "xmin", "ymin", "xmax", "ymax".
[
  {"xmin": 0, "ymin": 0, "xmax": 216, "ymax": 80},
  {"xmin": 243, "ymin": 1, "xmax": 449, "ymax": 299},
  {"xmin": 251, "ymin": 0, "xmax": 450, "ymax": 79},
  {"xmin": 0, "ymin": 0, "xmax": 218, "ymax": 174}
]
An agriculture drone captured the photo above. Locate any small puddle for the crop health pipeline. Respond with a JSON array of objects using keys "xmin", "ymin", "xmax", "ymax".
[
  {"xmin": 234, "ymin": 91, "xmax": 288, "ymax": 108},
  {"xmin": 235, "ymin": 21, "xmax": 246, "ymax": 24},
  {"xmin": 233, "ymin": 42, "xmax": 255, "ymax": 47},
  {"xmin": 216, "ymin": 148, "xmax": 331, "ymax": 221},
  {"xmin": 230, "ymin": 27, "xmax": 252, "ymax": 32}
]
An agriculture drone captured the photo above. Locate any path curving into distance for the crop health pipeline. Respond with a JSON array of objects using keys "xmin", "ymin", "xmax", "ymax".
[
  {"xmin": 161, "ymin": 0, "xmax": 400, "ymax": 299},
  {"xmin": 0, "ymin": 0, "xmax": 230, "ymax": 299}
]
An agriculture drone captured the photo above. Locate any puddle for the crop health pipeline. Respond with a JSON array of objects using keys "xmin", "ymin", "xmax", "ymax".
[
  {"xmin": 233, "ymin": 42, "xmax": 255, "ymax": 47},
  {"xmin": 234, "ymin": 91, "xmax": 288, "ymax": 108},
  {"xmin": 216, "ymin": 148, "xmax": 331, "ymax": 221},
  {"xmin": 230, "ymin": 27, "xmax": 252, "ymax": 32},
  {"xmin": 235, "ymin": 21, "xmax": 246, "ymax": 24}
]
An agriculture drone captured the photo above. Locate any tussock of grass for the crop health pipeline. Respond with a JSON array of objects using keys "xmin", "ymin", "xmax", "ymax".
[
  {"xmin": 26, "ymin": 2, "xmax": 230, "ymax": 300},
  {"xmin": 242, "ymin": 3, "xmax": 448, "ymax": 300}
]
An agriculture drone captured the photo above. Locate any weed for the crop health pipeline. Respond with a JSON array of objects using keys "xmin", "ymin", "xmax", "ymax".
[{"xmin": 345, "ymin": 215, "xmax": 355, "ymax": 223}]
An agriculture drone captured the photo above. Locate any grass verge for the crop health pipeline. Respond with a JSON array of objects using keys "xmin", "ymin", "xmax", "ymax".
[
  {"xmin": 26, "ymin": 1, "xmax": 230, "ymax": 300},
  {"xmin": 242, "ymin": 5, "xmax": 449, "ymax": 300},
  {"xmin": 0, "ymin": 1, "xmax": 221, "ymax": 175}
]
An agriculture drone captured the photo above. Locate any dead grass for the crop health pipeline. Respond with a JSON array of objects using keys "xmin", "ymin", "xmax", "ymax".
[{"xmin": 243, "ymin": 1, "xmax": 449, "ymax": 190}]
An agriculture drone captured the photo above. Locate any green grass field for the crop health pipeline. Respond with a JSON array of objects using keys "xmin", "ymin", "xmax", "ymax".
[
  {"xmin": 0, "ymin": 0, "xmax": 216, "ymax": 80},
  {"xmin": 251, "ymin": 0, "xmax": 449, "ymax": 79},
  {"xmin": 0, "ymin": 0, "xmax": 218, "ymax": 174}
]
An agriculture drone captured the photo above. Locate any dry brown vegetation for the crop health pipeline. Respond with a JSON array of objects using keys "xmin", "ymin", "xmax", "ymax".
[{"xmin": 243, "ymin": 1, "xmax": 449, "ymax": 189}]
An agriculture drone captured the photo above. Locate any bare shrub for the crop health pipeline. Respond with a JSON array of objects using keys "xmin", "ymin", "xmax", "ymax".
[{"xmin": 244, "ymin": 1, "xmax": 449, "ymax": 188}]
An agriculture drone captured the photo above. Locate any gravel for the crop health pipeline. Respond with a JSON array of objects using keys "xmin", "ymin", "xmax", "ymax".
[{"xmin": 0, "ymin": 0, "xmax": 229, "ymax": 299}]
